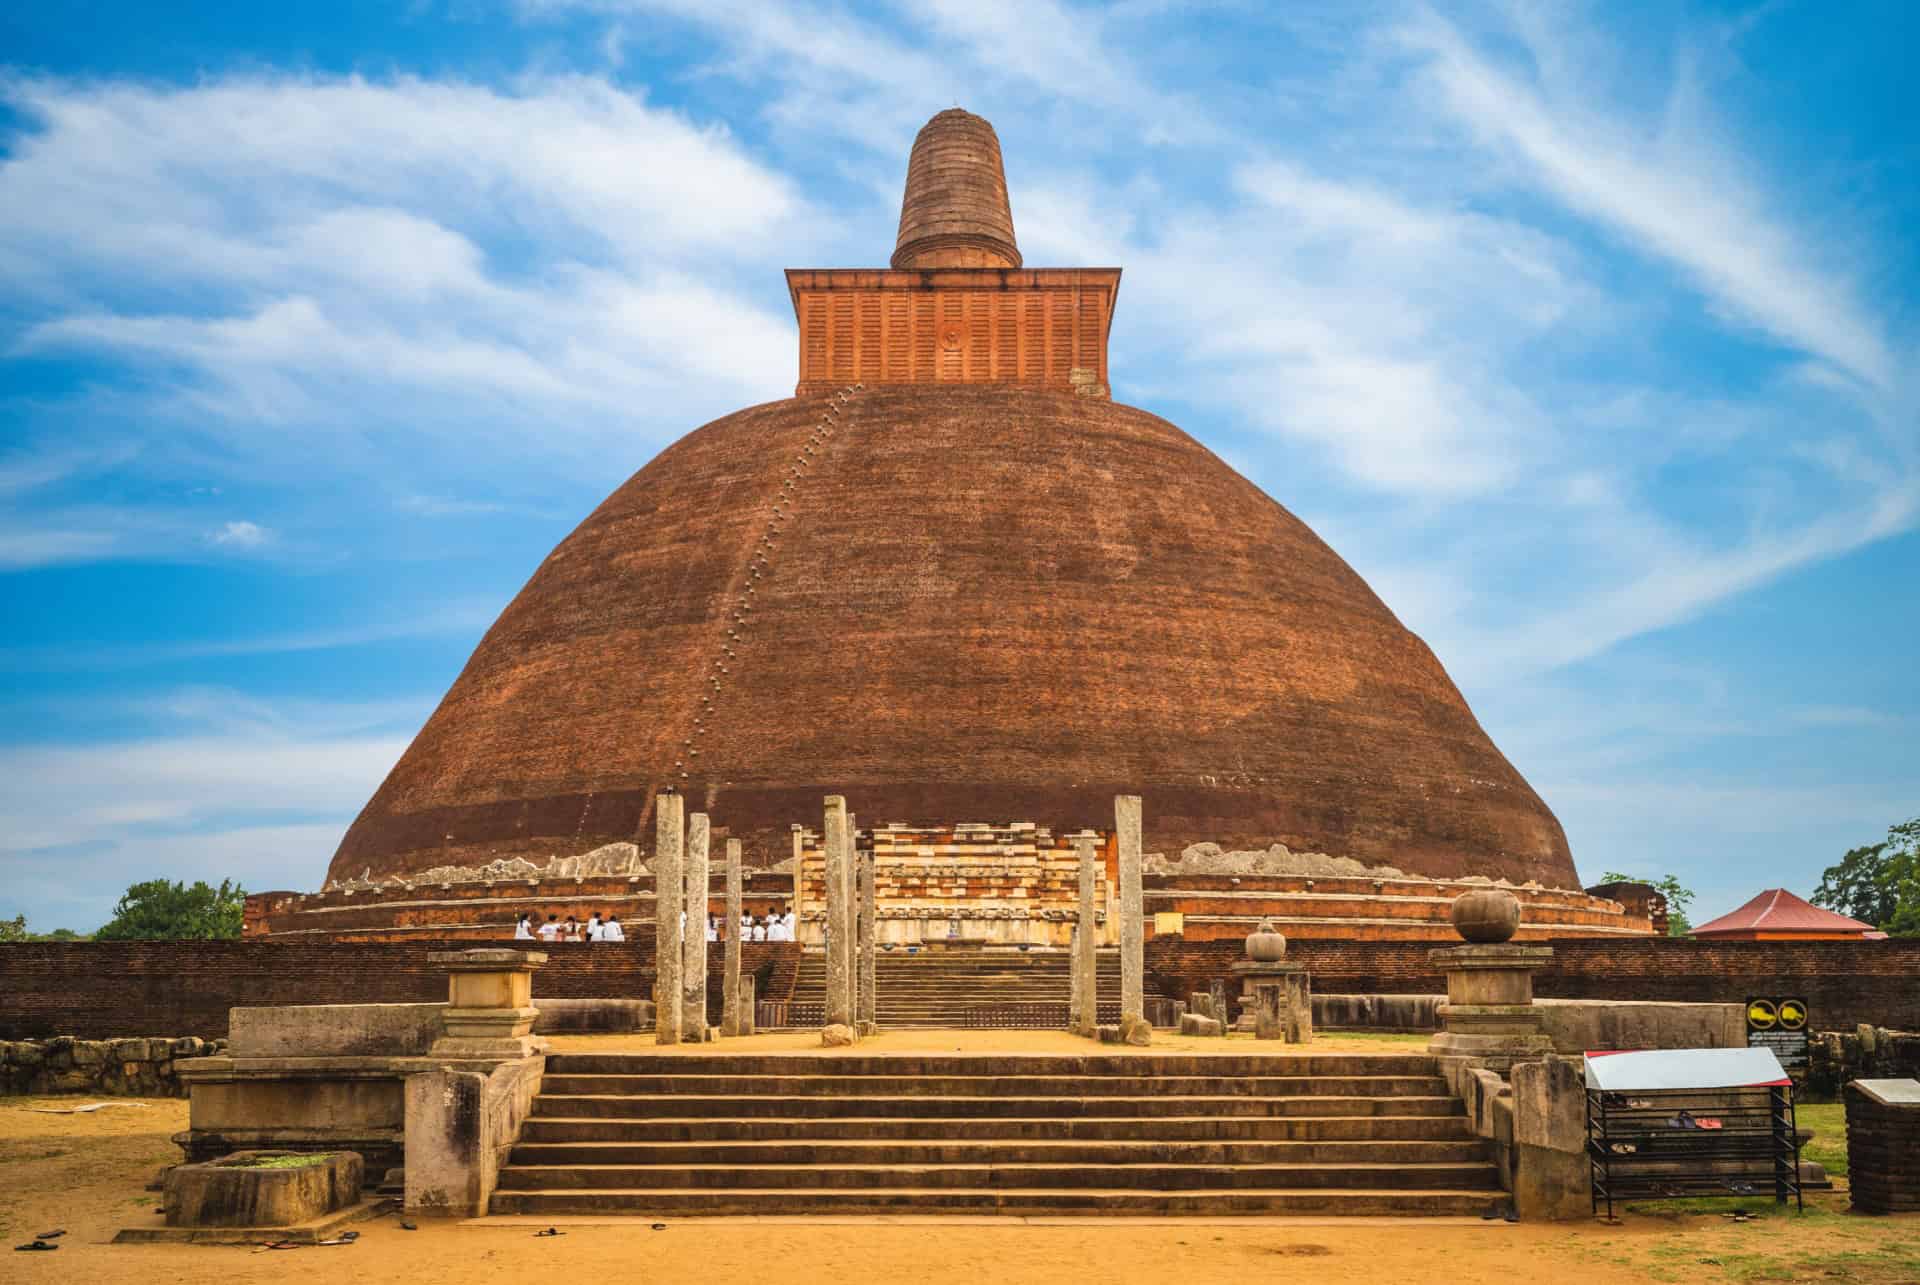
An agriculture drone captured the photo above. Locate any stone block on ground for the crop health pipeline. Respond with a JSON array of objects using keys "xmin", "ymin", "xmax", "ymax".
[
  {"xmin": 1096, "ymin": 1024, "xmax": 1123, "ymax": 1044},
  {"xmin": 1178, "ymin": 1013, "xmax": 1223, "ymax": 1037},
  {"xmin": 165, "ymin": 1150, "xmax": 364, "ymax": 1228},
  {"xmin": 820, "ymin": 1023, "xmax": 856, "ymax": 1047},
  {"xmin": 1120, "ymin": 1014, "xmax": 1153, "ymax": 1046}
]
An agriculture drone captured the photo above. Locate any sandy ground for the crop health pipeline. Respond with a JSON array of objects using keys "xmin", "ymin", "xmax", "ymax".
[
  {"xmin": 541, "ymin": 1028, "xmax": 1437, "ymax": 1055},
  {"xmin": 4, "ymin": 1088, "xmax": 1917, "ymax": 1285}
]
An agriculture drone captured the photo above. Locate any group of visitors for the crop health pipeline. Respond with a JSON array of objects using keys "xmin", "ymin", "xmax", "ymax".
[
  {"xmin": 512, "ymin": 907, "xmax": 795, "ymax": 942},
  {"xmin": 709, "ymin": 909, "xmax": 796, "ymax": 942},
  {"xmin": 515, "ymin": 912, "xmax": 627, "ymax": 942}
]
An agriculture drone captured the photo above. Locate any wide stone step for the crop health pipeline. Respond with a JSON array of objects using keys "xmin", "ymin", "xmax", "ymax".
[
  {"xmin": 537, "ymin": 1074, "xmax": 1449, "ymax": 1098},
  {"xmin": 507, "ymin": 1138, "xmax": 1489, "ymax": 1167},
  {"xmin": 518, "ymin": 1113, "xmax": 1477, "ymax": 1144},
  {"xmin": 544, "ymin": 1054, "xmax": 1440, "ymax": 1077},
  {"xmin": 533, "ymin": 1094, "xmax": 1465, "ymax": 1120},
  {"xmin": 489, "ymin": 1187, "xmax": 1502, "ymax": 1217},
  {"xmin": 495, "ymin": 1160, "xmax": 1499, "ymax": 1192}
]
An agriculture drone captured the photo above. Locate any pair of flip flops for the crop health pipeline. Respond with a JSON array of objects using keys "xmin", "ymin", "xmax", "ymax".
[{"xmin": 15, "ymin": 1230, "xmax": 64, "ymax": 1251}]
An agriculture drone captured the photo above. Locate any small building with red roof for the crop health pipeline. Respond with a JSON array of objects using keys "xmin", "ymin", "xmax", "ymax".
[{"xmin": 1691, "ymin": 888, "xmax": 1876, "ymax": 940}]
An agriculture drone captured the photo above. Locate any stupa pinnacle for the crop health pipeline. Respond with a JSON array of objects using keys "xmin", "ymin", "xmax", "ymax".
[
  {"xmin": 892, "ymin": 108, "xmax": 1022, "ymax": 269},
  {"xmin": 327, "ymin": 108, "xmax": 1577, "ymax": 892}
]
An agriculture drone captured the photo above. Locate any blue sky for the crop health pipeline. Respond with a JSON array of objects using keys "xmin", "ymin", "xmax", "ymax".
[{"xmin": 1, "ymin": 1, "xmax": 1914, "ymax": 932}]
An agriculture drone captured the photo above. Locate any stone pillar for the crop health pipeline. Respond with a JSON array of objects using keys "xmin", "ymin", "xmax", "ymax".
[
  {"xmin": 823, "ymin": 795, "xmax": 853, "ymax": 1028},
  {"xmin": 790, "ymin": 825, "xmax": 805, "ymax": 933},
  {"xmin": 683, "ymin": 812, "xmax": 710, "ymax": 1040},
  {"xmin": 722, "ymin": 837, "xmax": 743, "ymax": 1037},
  {"xmin": 740, "ymin": 975, "xmax": 757, "ymax": 1037},
  {"xmin": 1074, "ymin": 833, "xmax": 1098, "ymax": 1036},
  {"xmin": 653, "ymin": 792, "xmax": 684, "ymax": 1045},
  {"xmin": 857, "ymin": 845, "xmax": 878, "ymax": 1033},
  {"xmin": 426, "ymin": 948, "xmax": 548, "ymax": 1063},
  {"xmin": 1116, "ymin": 795, "xmax": 1148, "ymax": 1044}
]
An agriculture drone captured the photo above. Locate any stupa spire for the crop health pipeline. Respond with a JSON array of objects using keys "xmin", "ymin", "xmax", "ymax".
[{"xmin": 892, "ymin": 108, "xmax": 1021, "ymax": 270}]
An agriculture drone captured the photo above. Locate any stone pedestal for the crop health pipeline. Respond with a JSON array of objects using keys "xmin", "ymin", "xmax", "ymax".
[
  {"xmin": 1427, "ymin": 943, "xmax": 1554, "ymax": 1071},
  {"xmin": 426, "ymin": 949, "xmax": 548, "ymax": 1064},
  {"xmin": 1232, "ymin": 961, "xmax": 1312, "ymax": 1043}
]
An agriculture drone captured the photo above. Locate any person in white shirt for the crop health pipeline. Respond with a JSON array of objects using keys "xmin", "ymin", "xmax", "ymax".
[
  {"xmin": 705, "ymin": 913, "xmax": 719, "ymax": 943},
  {"xmin": 601, "ymin": 915, "xmax": 625, "ymax": 942},
  {"xmin": 587, "ymin": 912, "xmax": 603, "ymax": 942},
  {"xmin": 537, "ymin": 914, "xmax": 561, "ymax": 942},
  {"xmin": 514, "ymin": 913, "xmax": 534, "ymax": 940},
  {"xmin": 751, "ymin": 915, "xmax": 767, "ymax": 942},
  {"xmin": 781, "ymin": 909, "xmax": 796, "ymax": 941},
  {"xmin": 739, "ymin": 912, "xmax": 753, "ymax": 943}
]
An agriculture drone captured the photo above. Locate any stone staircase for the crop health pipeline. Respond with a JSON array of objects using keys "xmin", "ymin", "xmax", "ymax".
[
  {"xmin": 787, "ymin": 946, "xmax": 1121, "ymax": 1026},
  {"xmin": 492, "ymin": 1052, "xmax": 1501, "ymax": 1216}
]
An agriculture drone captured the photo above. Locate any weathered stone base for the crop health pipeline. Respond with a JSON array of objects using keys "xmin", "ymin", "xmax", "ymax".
[
  {"xmin": 115, "ymin": 1197, "xmax": 394, "ymax": 1245},
  {"xmin": 164, "ymin": 1149, "xmax": 364, "ymax": 1229}
]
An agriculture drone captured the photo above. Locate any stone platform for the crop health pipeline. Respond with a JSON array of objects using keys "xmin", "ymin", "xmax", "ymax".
[{"xmin": 490, "ymin": 1049, "xmax": 1499, "ymax": 1217}]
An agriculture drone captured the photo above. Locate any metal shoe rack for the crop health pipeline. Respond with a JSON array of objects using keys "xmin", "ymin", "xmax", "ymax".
[{"xmin": 1587, "ymin": 1084, "xmax": 1802, "ymax": 1217}]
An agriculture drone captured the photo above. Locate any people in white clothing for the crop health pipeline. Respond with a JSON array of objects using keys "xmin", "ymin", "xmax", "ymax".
[
  {"xmin": 705, "ymin": 913, "xmax": 719, "ymax": 943},
  {"xmin": 601, "ymin": 915, "xmax": 625, "ymax": 942},
  {"xmin": 514, "ymin": 913, "xmax": 534, "ymax": 940},
  {"xmin": 751, "ymin": 915, "xmax": 767, "ymax": 942},
  {"xmin": 781, "ymin": 909, "xmax": 796, "ymax": 941},
  {"xmin": 537, "ymin": 914, "xmax": 561, "ymax": 942},
  {"xmin": 587, "ymin": 912, "xmax": 603, "ymax": 942},
  {"xmin": 739, "ymin": 912, "xmax": 752, "ymax": 942}
]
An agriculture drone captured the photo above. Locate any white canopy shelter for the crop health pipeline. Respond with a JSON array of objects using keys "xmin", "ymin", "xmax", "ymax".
[{"xmin": 1584, "ymin": 1047, "xmax": 1790, "ymax": 1092}]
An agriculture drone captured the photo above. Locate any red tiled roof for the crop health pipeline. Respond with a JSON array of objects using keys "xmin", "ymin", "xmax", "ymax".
[{"xmin": 1692, "ymin": 888, "xmax": 1875, "ymax": 936}]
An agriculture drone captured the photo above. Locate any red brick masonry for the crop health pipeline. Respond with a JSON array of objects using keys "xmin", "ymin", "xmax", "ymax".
[{"xmin": 3, "ymin": 936, "xmax": 1914, "ymax": 1041}]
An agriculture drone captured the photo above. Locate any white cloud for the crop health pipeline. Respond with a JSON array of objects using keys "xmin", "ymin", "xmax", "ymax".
[
  {"xmin": 0, "ymin": 73, "xmax": 806, "ymax": 503},
  {"xmin": 0, "ymin": 691, "xmax": 417, "ymax": 927},
  {"xmin": 210, "ymin": 519, "xmax": 271, "ymax": 548},
  {"xmin": 1395, "ymin": 8, "xmax": 1894, "ymax": 394}
]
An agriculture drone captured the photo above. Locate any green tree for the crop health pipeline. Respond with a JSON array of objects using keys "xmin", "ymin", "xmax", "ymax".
[
  {"xmin": 1600, "ymin": 872, "xmax": 1696, "ymax": 936},
  {"xmin": 0, "ymin": 913, "xmax": 26, "ymax": 943},
  {"xmin": 1813, "ymin": 818, "xmax": 1919, "ymax": 937},
  {"xmin": 94, "ymin": 878, "xmax": 247, "ymax": 941}
]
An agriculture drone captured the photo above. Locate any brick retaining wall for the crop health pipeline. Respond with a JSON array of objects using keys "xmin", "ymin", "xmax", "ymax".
[
  {"xmin": 1, "ymin": 936, "xmax": 1913, "ymax": 1041},
  {"xmin": 0, "ymin": 940, "xmax": 800, "ymax": 1041},
  {"xmin": 1146, "ymin": 936, "xmax": 1920, "ymax": 1031}
]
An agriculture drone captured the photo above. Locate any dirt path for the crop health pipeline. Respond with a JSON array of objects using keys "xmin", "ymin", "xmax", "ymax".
[{"xmin": 4, "ymin": 1095, "xmax": 1917, "ymax": 1284}]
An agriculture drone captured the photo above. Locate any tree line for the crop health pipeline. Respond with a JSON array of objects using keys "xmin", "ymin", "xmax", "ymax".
[{"xmin": 0, "ymin": 878, "xmax": 246, "ymax": 943}]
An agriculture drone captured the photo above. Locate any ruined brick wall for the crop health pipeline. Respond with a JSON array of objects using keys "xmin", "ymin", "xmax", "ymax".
[
  {"xmin": 1145, "ymin": 936, "xmax": 1920, "ymax": 1031},
  {"xmin": 0, "ymin": 941, "xmax": 799, "ymax": 1041}
]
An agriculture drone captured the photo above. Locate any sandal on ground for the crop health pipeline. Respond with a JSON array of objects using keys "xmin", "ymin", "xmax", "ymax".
[{"xmin": 15, "ymin": 1242, "xmax": 59, "ymax": 1252}]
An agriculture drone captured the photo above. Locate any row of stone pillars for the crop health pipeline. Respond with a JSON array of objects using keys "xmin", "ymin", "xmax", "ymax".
[
  {"xmin": 659, "ymin": 789, "xmax": 1148, "ymax": 1046},
  {"xmin": 822, "ymin": 795, "xmax": 878, "ymax": 1038},
  {"xmin": 652, "ymin": 789, "xmax": 753, "ymax": 1046},
  {"xmin": 1067, "ymin": 794, "xmax": 1148, "ymax": 1044}
]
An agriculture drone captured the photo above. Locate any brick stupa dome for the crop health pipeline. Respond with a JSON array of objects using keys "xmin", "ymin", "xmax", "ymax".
[{"xmin": 328, "ymin": 110, "xmax": 1577, "ymax": 890}]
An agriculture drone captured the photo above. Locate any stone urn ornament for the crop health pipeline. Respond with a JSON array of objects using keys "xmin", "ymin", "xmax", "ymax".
[
  {"xmin": 1244, "ymin": 918, "xmax": 1287, "ymax": 962},
  {"xmin": 1450, "ymin": 888, "xmax": 1521, "ymax": 944}
]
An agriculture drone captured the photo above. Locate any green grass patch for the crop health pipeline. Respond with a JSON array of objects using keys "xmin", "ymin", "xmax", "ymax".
[
  {"xmin": 1795, "ymin": 1101, "xmax": 1847, "ymax": 1177},
  {"xmin": 231, "ymin": 1152, "xmax": 335, "ymax": 1169}
]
